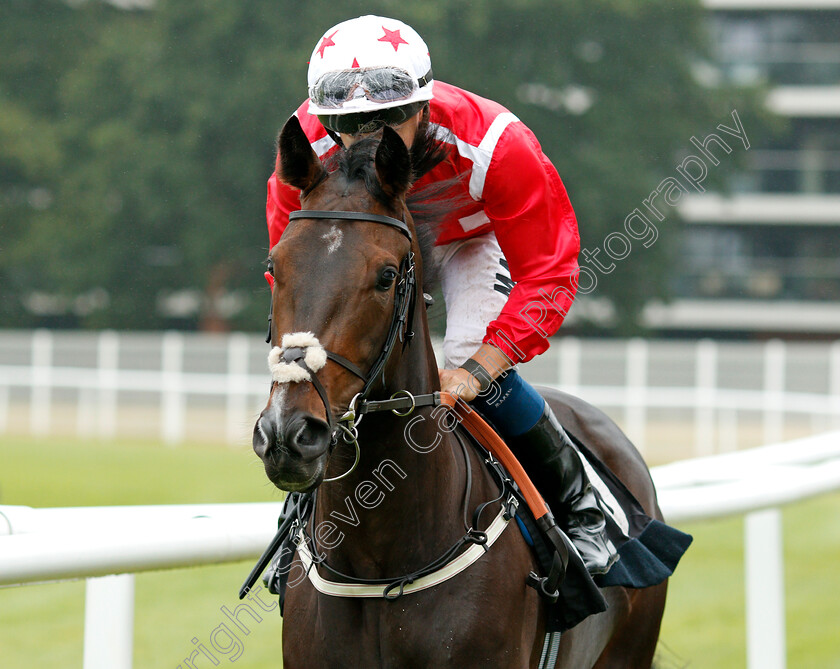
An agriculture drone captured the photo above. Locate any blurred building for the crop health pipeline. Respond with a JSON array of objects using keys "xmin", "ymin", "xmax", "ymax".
[{"xmin": 647, "ymin": 0, "xmax": 840, "ymax": 337}]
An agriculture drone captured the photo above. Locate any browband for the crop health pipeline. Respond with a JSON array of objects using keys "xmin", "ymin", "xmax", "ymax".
[{"xmin": 289, "ymin": 209, "xmax": 412, "ymax": 242}]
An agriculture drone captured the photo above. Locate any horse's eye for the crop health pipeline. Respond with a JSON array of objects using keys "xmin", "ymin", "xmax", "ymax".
[{"xmin": 376, "ymin": 267, "xmax": 398, "ymax": 291}]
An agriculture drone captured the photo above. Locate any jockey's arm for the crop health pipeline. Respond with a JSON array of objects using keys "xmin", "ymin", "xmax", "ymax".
[{"xmin": 440, "ymin": 122, "xmax": 580, "ymax": 401}]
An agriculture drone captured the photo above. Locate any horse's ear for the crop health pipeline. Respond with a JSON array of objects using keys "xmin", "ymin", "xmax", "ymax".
[
  {"xmin": 277, "ymin": 115, "xmax": 325, "ymax": 191},
  {"xmin": 375, "ymin": 125, "xmax": 412, "ymax": 199}
]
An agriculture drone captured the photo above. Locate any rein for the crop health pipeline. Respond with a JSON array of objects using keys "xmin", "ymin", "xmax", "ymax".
[
  {"xmin": 247, "ymin": 207, "xmax": 570, "ymax": 604},
  {"xmin": 296, "ymin": 428, "xmax": 513, "ymax": 600},
  {"xmin": 239, "ymin": 389, "xmax": 568, "ymax": 601}
]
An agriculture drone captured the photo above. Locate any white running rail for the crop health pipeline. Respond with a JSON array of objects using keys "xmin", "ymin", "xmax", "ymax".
[
  {"xmin": 1, "ymin": 431, "xmax": 839, "ymax": 668},
  {"xmin": 4, "ymin": 330, "xmax": 840, "ymax": 455}
]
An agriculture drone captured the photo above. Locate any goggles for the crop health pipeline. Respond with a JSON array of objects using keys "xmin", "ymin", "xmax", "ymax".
[
  {"xmin": 317, "ymin": 100, "xmax": 428, "ymax": 135},
  {"xmin": 310, "ymin": 66, "xmax": 433, "ymax": 110}
]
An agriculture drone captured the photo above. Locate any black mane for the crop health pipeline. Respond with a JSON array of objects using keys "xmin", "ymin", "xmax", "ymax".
[{"xmin": 326, "ymin": 118, "xmax": 470, "ymax": 291}]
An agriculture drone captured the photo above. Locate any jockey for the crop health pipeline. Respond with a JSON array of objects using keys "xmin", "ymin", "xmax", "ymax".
[{"xmin": 267, "ymin": 15, "xmax": 617, "ymax": 574}]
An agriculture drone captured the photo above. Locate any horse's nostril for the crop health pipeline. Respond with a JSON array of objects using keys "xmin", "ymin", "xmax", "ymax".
[
  {"xmin": 253, "ymin": 415, "xmax": 275, "ymax": 458},
  {"xmin": 289, "ymin": 416, "xmax": 330, "ymax": 460},
  {"xmin": 294, "ymin": 421, "xmax": 318, "ymax": 447}
]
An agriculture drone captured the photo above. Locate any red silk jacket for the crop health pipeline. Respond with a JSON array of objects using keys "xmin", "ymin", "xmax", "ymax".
[{"xmin": 267, "ymin": 81, "xmax": 580, "ymax": 363}]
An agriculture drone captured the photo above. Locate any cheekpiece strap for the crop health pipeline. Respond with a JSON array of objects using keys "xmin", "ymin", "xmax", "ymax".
[{"xmin": 326, "ymin": 351, "xmax": 367, "ymax": 381}]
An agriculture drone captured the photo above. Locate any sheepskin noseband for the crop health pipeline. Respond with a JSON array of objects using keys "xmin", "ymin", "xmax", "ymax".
[{"xmin": 268, "ymin": 332, "xmax": 328, "ymax": 383}]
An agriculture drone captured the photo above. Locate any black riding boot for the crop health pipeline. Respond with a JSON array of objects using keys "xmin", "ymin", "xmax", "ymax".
[{"xmin": 508, "ymin": 403, "xmax": 618, "ymax": 574}]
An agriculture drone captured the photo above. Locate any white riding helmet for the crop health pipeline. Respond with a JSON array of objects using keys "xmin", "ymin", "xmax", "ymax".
[{"xmin": 307, "ymin": 15, "xmax": 434, "ymax": 134}]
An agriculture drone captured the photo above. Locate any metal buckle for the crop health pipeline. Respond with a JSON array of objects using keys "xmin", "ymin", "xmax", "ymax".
[
  {"xmin": 338, "ymin": 392, "xmax": 363, "ymax": 427},
  {"xmin": 504, "ymin": 495, "xmax": 520, "ymax": 521},
  {"xmin": 389, "ymin": 390, "xmax": 416, "ymax": 416},
  {"xmin": 325, "ymin": 393, "xmax": 363, "ymax": 482}
]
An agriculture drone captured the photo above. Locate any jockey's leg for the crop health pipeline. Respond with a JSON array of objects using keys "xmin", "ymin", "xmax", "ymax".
[
  {"xmin": 436, "ymin": 233, "xmax": 617, "ymax": 574},
  {"xmin": 470, "ymin": 371, "xmax": 618, "ymax": 574}
]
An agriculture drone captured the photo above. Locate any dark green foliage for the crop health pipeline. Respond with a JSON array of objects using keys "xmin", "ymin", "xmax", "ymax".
[{"xmin": 0, "ymin": 0, "xmax": 765, "ymax": 331}]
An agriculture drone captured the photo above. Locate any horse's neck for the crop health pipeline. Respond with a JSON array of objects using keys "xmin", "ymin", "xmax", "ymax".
[{"xmin": 313, "ymin": 323, "xmax": 474, "ymax": 574}]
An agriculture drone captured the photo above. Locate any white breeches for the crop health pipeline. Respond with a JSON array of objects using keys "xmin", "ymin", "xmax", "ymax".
[{"xmin": 433, "ymin": 232, "xmax": 512, "ymax": 369}]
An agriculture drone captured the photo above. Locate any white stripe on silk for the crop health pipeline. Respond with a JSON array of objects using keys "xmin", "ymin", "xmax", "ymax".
[
  {"xmin": 310, "ymin": 133, "xmax": 337, "ymax": 158},
  {"xmin": 457, "ymin": 209, "xmax": 491, "ymax": 233},
  {"xmin": 432, "ymin": 112, "xmax": 520, "ymax": 200},
  {"xmin": 294, "ymin": 104, "xmax": 337, "ymax": 158}
]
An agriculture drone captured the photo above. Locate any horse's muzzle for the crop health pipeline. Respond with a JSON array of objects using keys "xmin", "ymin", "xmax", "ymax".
[{"xmin": 253, "ymin": 412, "xmax": 332, "ymax": 491}]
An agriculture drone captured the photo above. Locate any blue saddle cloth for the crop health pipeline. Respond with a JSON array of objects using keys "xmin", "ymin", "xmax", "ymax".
[{"xmin": 512, "ymin": 433, "xmax": 692, "ymax": 632}]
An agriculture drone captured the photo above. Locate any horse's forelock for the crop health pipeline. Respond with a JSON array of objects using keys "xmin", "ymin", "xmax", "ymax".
[
  {"xmin": 327, "ymin": 136, "xmax": 389, "ymax": 206},
  {"xmin": 324, "ymin": 126, "xmax": 469, "ymax": 293}
]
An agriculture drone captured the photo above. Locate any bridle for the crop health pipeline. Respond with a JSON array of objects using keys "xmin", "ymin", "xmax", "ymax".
[
  {"xmin": 245, "ymin": 208, "xmax": 552, "ymax": 604},
  {"xmin": 268, "ymin": 208, "xmax": 422, "ymax": 479}
]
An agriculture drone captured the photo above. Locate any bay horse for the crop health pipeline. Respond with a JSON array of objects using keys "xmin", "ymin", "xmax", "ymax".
[{"xmin": 252, "ymin": 116, "xmax": 670, "ymax": 668}]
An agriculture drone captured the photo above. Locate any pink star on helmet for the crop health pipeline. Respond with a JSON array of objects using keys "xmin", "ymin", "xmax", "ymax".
[
  {"xmin": 378, "ymin": 26, "xmax": 409, "ymax": 51},
  {"xmin": 317, "ymin": 30, "xmax": 338, "ymax": 58}
]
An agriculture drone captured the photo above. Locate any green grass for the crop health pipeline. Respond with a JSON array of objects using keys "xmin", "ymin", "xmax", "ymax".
[
  {"xmin": 659, "ymin": 498, "xmax": 840, "ymax": 669},
  {"xmin": 2, "ymin": 435, "xmax": 839, "ymax": 668},
  {"xmin": 0, "ymin": 436, "xmax": 282, "ymax": 669}
]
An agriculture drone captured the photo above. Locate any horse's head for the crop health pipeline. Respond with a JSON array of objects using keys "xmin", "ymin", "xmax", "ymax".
[{"xmin": 253, "ymin": 116, "xmax": 424, "ymax": 492}]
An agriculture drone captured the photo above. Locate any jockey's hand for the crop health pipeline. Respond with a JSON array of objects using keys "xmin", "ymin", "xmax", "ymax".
[{"xmin": 438, "ymin": 367, "xmax": 481, "ymax": 402}]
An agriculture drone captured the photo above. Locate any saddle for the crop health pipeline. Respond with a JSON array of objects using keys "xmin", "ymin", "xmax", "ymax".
[
  {"xmin": 439, "ymin": 394, "xmax": 691, "ymax": 631},
  {"xmin": 241, "ymin": 392, "xmax": 691, "ymax": 633}
]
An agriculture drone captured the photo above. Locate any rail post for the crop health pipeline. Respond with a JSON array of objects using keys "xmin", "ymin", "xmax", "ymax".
[
  {"xmin": 83, "ymin": 574, "xmax": 135, "ymax": 669},
  {"xmin": 161, "ymin": 331, "xmax": 185, "ymax": 445},
  {"xmin": 226, "ymin": 333, "xmax": 250, "ymax": 445},
  {"xmin": 763, "ymin": 340, "xmax": 785, "ymax": 446},
  {"xmin": 625, "ymin": 338, "xmax": 648, "ymax": 453},
  {"xmin": 30, "ymin": 329, "xmax": 53, "ymax": 435},
  {"xmin": 695, "ymin": 339, "xmax": 717, "ymax": 457},
  {"xmin": 830, "ymin": 340, "xmax": 840, "ymax": 430},
  {"xmin": 559, "ymin": 336, "xmax": 581, "ymax": 394},
  {"xmin": 97, "ymin": 330, "xmax": 119, "ymax": 439},
  {"xmin": 745, "ymin": 508, "xmax": 786, "ymax": 669}
]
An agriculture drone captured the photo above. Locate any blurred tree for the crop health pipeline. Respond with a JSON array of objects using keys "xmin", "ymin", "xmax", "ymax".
[
  {"xmin": 0, "ymin": 1, "xmax": 106, "ymax": 327},
  {"xmin": 0, "ymin": 0, "xmax": 764, "ymax": 332},
  {"xmin": 421, "ymin": 0, "xmax": 767, "ymax": 332}
]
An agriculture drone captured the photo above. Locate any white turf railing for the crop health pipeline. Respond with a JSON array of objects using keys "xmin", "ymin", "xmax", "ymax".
[
  {"xmin": 4, "ymin": 331, "xmax": 840, "ymax": 455},
  {"xmin": 2, "ymin": 433, "xmax": 840, "ymax": 669}
]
